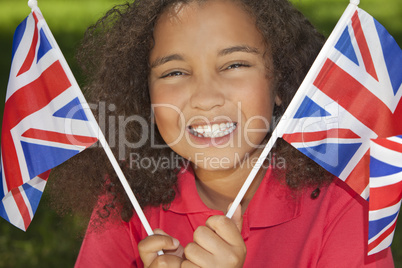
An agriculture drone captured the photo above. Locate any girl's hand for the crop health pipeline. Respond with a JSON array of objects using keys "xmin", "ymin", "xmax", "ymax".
[
  {"xmin": 138, "ymin": 229, "xmax": 184, "ymax": 268},
  {"xmin": 182, "ymin": 205, "xmax": 246, "ymax": 268}
]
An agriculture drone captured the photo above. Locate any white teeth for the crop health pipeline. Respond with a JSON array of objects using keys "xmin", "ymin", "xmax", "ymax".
[
  {"xmin": 189, "ymin": 122, "xmax": 237, "ymax": 138},
  {"xmin": 196, "ymin": 126, "xmax": 204, "ymax": 133}
]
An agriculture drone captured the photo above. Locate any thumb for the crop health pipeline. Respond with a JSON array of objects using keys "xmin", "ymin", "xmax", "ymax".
[
  {"xmin": 227, "ymin": 203, "xmax": 243, "ymax": 232},
  {"xmin": 153, "ymin": 229, "xmax": 184, "ymax": 258}
]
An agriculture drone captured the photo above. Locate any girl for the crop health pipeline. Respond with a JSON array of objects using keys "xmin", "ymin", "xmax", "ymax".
[{"xmin": 52, "ymin": 0, "xmax": 395, "ymax": 267}]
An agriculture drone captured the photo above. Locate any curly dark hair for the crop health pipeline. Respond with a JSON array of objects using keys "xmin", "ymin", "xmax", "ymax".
[{"xmin": 50, "ymin": 0, "xmax": 332, "ymax": 222}]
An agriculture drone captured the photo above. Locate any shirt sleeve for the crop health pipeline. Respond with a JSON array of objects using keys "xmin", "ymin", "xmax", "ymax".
[
  {"xmin": 317, "ymin": 182, "xmax": 394, "ymax": 268},
  {"xmin": 74, "ymin": 192, "xmax": 142, "ymax": 268},
  {"xmin": 74, "ymin": 216, "xmax": 138, "ymax": 268}
]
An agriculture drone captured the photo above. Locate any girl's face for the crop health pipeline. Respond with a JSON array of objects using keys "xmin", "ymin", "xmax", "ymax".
[{"xmin": 149, "ymin": 0, "xmax": 278, "ymax": 171}]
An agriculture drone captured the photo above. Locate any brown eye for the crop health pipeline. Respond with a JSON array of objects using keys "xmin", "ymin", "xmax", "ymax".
[
  {"xmin": 161, "ymin": 71, "xmax": 185, "ymax": 78},
  {"xmin": 226, "ymin": 62, "xmax": 250, "ymax": 70}
]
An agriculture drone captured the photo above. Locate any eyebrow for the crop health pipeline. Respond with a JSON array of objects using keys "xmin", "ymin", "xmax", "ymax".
[
  {"xmin": 218, "ymin": 45, "xmax": 260, "ymax": 57},
  {"xmin": 150, "ymin": 54, "xmax": 185, "ymax": 69},
  {"xmin": 150, "ymin": 45, "xmax": 261, "ymax": 69}
]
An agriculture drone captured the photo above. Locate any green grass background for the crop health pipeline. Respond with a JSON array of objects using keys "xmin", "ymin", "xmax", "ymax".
[{"xmin": 0, "ymin": 0, "xmax": 401, "ymax": 267}]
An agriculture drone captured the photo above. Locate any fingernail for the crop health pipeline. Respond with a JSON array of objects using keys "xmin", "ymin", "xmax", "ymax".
[{"xmin": 172, "ymin": 237, "xmax": 180, "ymax": 247}]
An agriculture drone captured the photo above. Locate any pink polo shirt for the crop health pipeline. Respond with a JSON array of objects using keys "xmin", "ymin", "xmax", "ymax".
[{"xmin": 75, "ymin": 167, "xmax": 394, "ymax": 267}]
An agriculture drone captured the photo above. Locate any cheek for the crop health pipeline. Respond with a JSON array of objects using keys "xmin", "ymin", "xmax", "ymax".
[
  {"xmin": 150, "ymin": 83, "xmax": 188, "ymax": 110},
  {"xmin": 242, "ymin": 101, "xmax": 272, "ymax": 145},
  {"xmin": 241, "ymin": 77, "xmax": 274, "ymax": 119},
  {"xmin": 153, "ymin": 106, "xmax": 184, "ymax": 141},
  {"xmin": 240, "ymin": 80, "xmax": 274, "ymax": 142},
  {"xmin": 150, "ymin": 88, "xmax": 184, "ymax": 142},
  {"xmin": 150, "ymin": 86, "xmax": 181, "ymax": 119}
]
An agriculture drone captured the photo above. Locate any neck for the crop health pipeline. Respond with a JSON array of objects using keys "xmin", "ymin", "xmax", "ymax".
[{"xmin": 192, "ymin": 151, "xmax": 268, "ymax": 214}]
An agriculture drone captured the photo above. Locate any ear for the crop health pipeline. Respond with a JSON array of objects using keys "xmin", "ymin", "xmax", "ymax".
[{"xmin": 274, "ymin": 95, "xmax": 282, "ymax": 106}]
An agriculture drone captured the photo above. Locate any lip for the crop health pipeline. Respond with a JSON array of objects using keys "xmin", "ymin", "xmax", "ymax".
[{"xmin": 186, "ymin": 121, "xmax": 238, "ymax": 147}]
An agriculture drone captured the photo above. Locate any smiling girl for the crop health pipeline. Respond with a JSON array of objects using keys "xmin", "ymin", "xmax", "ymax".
[{"xmin": 52, "ymin": 0, "xmax": 394, "ymax": 267}]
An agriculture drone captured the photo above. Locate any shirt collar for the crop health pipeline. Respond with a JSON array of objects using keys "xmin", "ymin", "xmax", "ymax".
[
  {"xmin": 170, "ymin": 167, "xmax": 218, "ymax": 214},
  {"xmin": 169, "ymin": 166, "xmax": 302, "ymax": 228},
  {"xmin": 245, "ymin": 168, "xmax": 302, "ymax": 228}
]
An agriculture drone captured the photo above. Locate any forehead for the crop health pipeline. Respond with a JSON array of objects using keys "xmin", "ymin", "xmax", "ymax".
[{"xmin": 151, "ymin": 0, "xmax": 265, "ymax": 56}]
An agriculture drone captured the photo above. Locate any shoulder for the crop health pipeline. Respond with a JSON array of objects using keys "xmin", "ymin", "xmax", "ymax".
[
  {"xmin": 299, "ymin": 177, "xmax": 367, "ymax": 234},
  {"xmin": 303, "ymin": 176, "xmax": 364, "ymax": 213},
  {"xmin": 75, "ymin": 208, "xmax": 136, "ymax": 267},
  {"xmin": 307, "ymin": 178, "xmax": 394, "ymax": 267}
]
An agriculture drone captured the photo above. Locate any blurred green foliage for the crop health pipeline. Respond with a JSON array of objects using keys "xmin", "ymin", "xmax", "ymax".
[
  {"xmin": 0, "ymin": 0, "xmax": 401, "ymax": 267},
  {"xmin": 0, "ymin": 194, "xmax": 86, "ymax": 267}
]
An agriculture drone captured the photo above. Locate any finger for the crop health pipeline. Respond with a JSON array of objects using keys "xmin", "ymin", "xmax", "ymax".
[
  {"xmin": 149, "ymin": 254, "xmax": 183, "ymax": 268},
  {"xmin": 138, "ymin": 229, "xmax": 180, "ymax": 267},
  {"xmin": 184, "ymin": 241, "xmax": 214, "ymax": 267},
  {"xmin": 189, "ymin": 225, "xmax": 243, "ymax": 267},
  {"xmin": 153, "ymin": 229, "xmax": 184, "ymax": 257},
  {"xmin": 153, "ymin": 228, "xmax": 169, "ymax": 236},
  {"xmin": 205, "ymin": 215, "xmax": 244, "ymax": 246},
  {"xmin": 186, "ymin": 225, "xmax": 246, "ymax": 267},
  {"xmin": 227, "ymin": 203, "xmax": 243, "ymax": 232},
  {"xmin": 143, "ymin": 229, "xmax": 180, "ymax": 251},
  {"xmin": 191, "ymin": 225, "xmax": 227, "ymax": 254},
  {"xmin": 181, "ymin": 259, "xmax": 201, "ymax": 268}
]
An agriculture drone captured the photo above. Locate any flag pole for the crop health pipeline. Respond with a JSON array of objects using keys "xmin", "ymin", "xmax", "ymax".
[
  {"xmin": 26, "ymin": 0, "xmax": 162, "ymax": 254},
  {"xmin": 226, "ymin": 0, "xmax": 360, "ymax": 218}
]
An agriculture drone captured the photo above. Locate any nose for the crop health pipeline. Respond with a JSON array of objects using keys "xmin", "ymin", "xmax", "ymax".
[{"xmin": 189, "ymin": 76, "xmax": 225, "ymax": 111}]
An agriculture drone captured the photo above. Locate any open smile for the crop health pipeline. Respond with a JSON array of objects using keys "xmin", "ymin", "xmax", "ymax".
[{"xmin": 188, "ymin": 122, "xmax": 237, "ymax": 138}]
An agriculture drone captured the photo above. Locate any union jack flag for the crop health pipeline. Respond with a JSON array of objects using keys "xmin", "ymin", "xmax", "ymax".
[
  {"xmin": 368, "ymin": 135, "xmax": 402, "ymax": 255},
  {"xmin": 279, "ymin": 6, "xmax": 402, "ymax": 254},
  {"xmin": 0, "ymin": 7, "xmax": 99, "ymax": 230}
]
